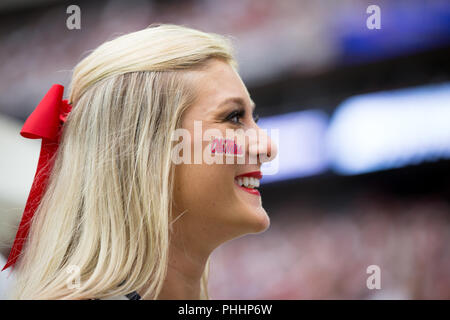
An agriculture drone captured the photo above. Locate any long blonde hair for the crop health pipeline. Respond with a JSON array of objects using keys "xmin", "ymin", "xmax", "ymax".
[{"xmin": 11, "ymin": 24, "xmax": 236, "ymax": 299}]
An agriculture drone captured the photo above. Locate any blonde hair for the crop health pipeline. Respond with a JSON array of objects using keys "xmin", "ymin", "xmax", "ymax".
[{"xmin": 11, "ymin": 24, "xmax": 236, "ymax": 299}]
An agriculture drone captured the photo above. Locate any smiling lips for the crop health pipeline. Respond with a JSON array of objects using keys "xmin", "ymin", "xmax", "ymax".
[{"xmin": 235, "ymin": 171, "xmax": 262, "ymax": 196}]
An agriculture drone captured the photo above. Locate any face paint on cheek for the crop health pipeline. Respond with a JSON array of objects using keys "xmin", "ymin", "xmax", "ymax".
[{"xmin": 210, "ymin": 136, "xmax": 244, "ymax": 157}]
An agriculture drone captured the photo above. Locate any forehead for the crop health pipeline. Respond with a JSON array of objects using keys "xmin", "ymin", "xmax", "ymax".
[{"xmin": 188, "ymin": 59, "xmax": 253, "ymax": 112}]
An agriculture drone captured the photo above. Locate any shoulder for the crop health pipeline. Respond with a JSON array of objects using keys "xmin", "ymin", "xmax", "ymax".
[
  {"xmin": 98, "ymin": 295, "xmax": 130, "ymax": 300},
  {"xmin": 97, "ymin": 291, "xmax": 141, "ymax": 300}
]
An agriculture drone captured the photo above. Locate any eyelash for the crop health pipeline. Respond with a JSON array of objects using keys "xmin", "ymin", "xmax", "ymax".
[{"xmin": 226, "ymin": 109, "xmax": 259, "ymax": 125}]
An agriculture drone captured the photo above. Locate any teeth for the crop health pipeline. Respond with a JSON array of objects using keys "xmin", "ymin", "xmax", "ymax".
[{"xmin": 236, "ymin": 176, "xmax": 260, "ymax": 189}]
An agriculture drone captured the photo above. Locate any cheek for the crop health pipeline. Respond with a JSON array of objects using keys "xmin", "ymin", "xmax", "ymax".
[
  {"xmin": 172, "ymin": 125, "xmax": 239, "ymax": 219},
  {"xmin": 175, "ymin": 161, "xmax": 235, "ymax": 214}
]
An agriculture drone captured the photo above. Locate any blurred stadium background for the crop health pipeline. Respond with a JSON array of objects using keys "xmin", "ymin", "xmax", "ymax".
[{"xmin": 0, "ymin": 0, "xmax": 449, "ymax": 299}]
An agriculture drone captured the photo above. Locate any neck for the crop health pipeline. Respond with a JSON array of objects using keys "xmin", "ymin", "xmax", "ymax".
[
  {"xmin": 138, "ymin": 219, "xmax": 215, "ymax": 300},
  {"xmin": 157, "ymin": 241, "xmax": 209, "ymax": 300}
]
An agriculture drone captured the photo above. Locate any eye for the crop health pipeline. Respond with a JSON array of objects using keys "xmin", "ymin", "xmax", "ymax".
[{"xmin": 225, "ymin": 109, "xmax": 245, "ymax": 125}]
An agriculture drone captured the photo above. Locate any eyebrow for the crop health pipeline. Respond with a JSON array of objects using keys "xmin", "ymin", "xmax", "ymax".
[{"xmin": 217, "ymin": 97, "xmax": 256, "ymax": 112}]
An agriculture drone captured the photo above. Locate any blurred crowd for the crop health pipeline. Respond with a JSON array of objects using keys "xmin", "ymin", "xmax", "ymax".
[
  {"xmin": 0, "ymin": 0, "xmax": 338, "ymax": 119},
  {"xmin": 209, "ymin": 193, "xmax": 450, "ymax": 299},
  {"xmin": 4, "ymin": 0, "xmax": 444, "ymax": 119}
]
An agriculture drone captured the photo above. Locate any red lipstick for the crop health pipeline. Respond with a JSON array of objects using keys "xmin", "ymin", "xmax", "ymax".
[
  {"xmin": 237, "ymin": 185, "xmax": 260, "ymax": 196},
  {"xmin": 235, "ymin": 171, "xmax": 262, "ymax": 196},
  {"xmin": 235, "ymin": 171, "xmax": 263, "ymax": 179}
]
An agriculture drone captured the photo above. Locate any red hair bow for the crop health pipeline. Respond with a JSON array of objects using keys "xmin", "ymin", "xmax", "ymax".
[{"xmin": 2, "ymin": 84, "xmax": 72, "ymax": 271}]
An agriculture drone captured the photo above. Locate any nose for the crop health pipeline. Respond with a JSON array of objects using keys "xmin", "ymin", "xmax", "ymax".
[{"xmin": 248, "ymin": 125, "xmax": 278, "ymax": 164}]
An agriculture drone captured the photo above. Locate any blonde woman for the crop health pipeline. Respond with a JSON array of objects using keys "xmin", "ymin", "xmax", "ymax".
[{"xmin": 4, "ymin": 24, "xmax": 277, "ymax": 300}]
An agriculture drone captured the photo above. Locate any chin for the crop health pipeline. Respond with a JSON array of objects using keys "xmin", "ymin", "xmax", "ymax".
[{"xmin": 244, "ymin": 206, "xmax": 271, "ymax": 234}]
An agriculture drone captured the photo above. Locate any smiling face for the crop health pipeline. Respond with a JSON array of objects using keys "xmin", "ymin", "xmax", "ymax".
[{"xmin": 171, "ymin": 58, "xmax": 277, "ymax": 251}]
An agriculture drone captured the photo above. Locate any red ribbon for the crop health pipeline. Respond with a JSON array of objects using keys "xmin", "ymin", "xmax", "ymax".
[{"xmin": 2, "ymin": 84, "xmax": 72, "ymax": 271}]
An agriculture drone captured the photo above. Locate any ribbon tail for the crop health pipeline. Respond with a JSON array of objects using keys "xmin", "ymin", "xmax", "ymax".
[{"xmin": 2, "ymin": 138, "xmax": 60, "ymax": 271}]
